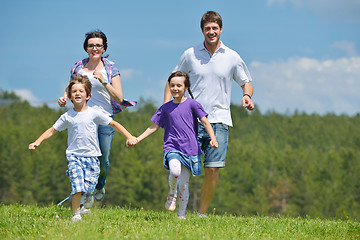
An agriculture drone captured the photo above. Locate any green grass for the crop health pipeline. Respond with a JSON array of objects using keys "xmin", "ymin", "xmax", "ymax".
[{"xmin": 1, "ymin": 204, "xmax": 359, "ymax": 239}]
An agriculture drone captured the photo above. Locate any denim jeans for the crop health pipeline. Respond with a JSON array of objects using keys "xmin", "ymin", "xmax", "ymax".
[
  {"xmin": 95, "ymin": 124, "xmax": 115, "ymax": 190},
  {"xmin": 198, "ymin": 123, "xmax": 229, "ymax": 168}
]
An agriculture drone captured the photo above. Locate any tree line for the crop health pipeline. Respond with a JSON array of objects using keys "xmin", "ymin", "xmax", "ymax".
[{"xmin": 1, "ymin": 90, "xmax": 359, "ymax": 220}]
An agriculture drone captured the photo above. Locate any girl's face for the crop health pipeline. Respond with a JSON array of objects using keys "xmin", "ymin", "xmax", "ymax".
[
  {"xmin": 86, "ymin": 38, "xmax": 105, "ymax": 59},
  {"xmin": 169, "ymin": 76, "xmax": 187, "ymax": 101},
  {"xmin": 70, "ymin": 83, "xmax": 90, "ymax": 105}
]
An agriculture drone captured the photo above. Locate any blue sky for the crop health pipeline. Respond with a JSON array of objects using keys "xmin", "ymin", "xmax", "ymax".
[{"xmin": 1, "ymin": 0, "xmax": 359, "ymax": 116}]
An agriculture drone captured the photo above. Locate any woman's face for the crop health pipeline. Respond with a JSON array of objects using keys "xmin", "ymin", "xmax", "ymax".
[{"xmin": 86, "ymin": 38, "xmax": 105, "ymax": 59}]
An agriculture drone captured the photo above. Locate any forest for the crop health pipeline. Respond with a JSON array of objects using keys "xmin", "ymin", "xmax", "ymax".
[{"xmin": 1, "ymin": 90, "xmax": 360, "ymax": 220}]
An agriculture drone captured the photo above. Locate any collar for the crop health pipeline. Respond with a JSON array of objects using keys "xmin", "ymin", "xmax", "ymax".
[{"xmin": 198, "ymin": 41, "xmax": 226, "ymax": 54}]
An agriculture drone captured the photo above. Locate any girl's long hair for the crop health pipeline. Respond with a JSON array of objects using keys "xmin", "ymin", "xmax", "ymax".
[{"xmin": 167, "ymin": 71, "xmax": 194, "ymax": 99}]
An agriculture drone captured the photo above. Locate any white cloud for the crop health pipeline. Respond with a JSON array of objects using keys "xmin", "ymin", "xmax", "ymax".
[
  {"xmin": 249, "ymin": 57, "xmax": 360, "ymax": 115},
  {"xmin": 267, "ymin": 0, "xmax": 360, "ymax": 22},
  {"xmin": 332, "ymin": 41, "xmax": 358, "ymax": 57},
  {"xmin": 119, "ymin": 69, "xmax": 143, "ymax": 81},
  {"xmin": 14, "ymin": 89, "xmax": 43, "ymax": 106}
]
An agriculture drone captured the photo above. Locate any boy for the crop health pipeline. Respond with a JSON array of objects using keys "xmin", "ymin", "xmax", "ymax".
[{"xmin": 29, "ymin": 74, "xmax": 137, "ymax": 221}]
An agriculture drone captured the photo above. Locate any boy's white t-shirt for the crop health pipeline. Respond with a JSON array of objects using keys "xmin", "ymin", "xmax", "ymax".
[{"xmin": 53, "ymin": 107, "xmax": 112, "ymax": 157}]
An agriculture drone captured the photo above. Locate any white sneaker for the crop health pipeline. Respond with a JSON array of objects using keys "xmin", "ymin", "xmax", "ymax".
[
  {"xmin": 83, "ymin": 194, "xmax": 94, "ymax": 209},
  {"xmin": 80, "ymin": 206, "xmax": 91, "ymax": 214},
  {"xmin": 197, "ymin": 212, "xmax": 207, "ymax": 218},
  {"xmin": 94, "ymin": 188, "xmax": 105, "ymax": 201},
  {"xmin": 72, "ymin": 214, "xmax": 82, "ymax": 221}
]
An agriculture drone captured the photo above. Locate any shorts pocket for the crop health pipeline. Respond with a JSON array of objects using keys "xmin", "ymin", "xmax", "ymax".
[{"xmin": 190, "ymin": 155, "xmax": 202, "ymax": 176}]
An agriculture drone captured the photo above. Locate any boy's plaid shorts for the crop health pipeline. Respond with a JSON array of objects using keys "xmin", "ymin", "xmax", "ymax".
[{"xmin": 66, "ymin": 154, "xmax": 100, "ymax": 195}]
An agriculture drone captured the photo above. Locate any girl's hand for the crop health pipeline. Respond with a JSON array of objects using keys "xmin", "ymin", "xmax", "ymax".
[
  {"xmin": 29, "ymin": 142, "xmax": 39, "ymax": 150},
  {"xmin": 126, "ymin": 137, "xmax": 139, "ymax": 147},
  {"xmin": 58, "ymin": 96, "xmax": 67, "ymax": 107},
  {"xmin": 210, "ymin": 140, "xmax": 218, "ymax": 149},
  {"xmin": 93, "ymin": 71, "xmax": 107, "ymax": 85}
]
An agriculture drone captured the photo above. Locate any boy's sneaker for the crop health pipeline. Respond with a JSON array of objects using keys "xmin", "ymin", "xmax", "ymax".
[
  {"xmin": 83, "ymin": 194, "xmax": 94, "ymax": 209},
  {"xmin": 72, "ymin": 214, "xmax": 82, "ymax": 221},
  {"xmin": 94, "ymin": 188, "xmax": 105, "ymax": 201},
  {"xmin": 80, "ymin": 206, "xmax": 91, "ymax": 214}
]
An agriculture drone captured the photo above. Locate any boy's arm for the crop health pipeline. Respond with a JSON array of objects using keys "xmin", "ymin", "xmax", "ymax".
[
  {"xmin": 29, "ymin": 127, "xmax": 58, "ymax": 150},
  {"xmin": 199, "ymin": 117, "xmax": 218, "ymax": 148},
  {"xmin": 109, "ymin": 120, "xmax": 135, "ymax": 140},
  {"xmin": 137, "ymin": 123, "xmax": 160, "ymax": 142}
]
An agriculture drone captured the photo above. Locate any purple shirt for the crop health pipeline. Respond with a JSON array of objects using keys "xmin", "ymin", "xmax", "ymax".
[{"xmin": 151, "ymin": 98, "xmax": 208, "ymax": 156}]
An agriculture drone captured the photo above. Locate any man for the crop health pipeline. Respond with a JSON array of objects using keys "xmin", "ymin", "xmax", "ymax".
[{"xmin": 164, "ymin": 11, "xmax": 254, "ymax": 216}]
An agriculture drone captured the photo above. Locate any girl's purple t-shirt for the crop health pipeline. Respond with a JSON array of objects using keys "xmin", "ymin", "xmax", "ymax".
[{"xmin": 151, "ymin": 98, "xmax": 208, "ymax": 156}]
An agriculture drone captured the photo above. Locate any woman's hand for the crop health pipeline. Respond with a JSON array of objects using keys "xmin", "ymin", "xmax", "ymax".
[
  {"xmin": 93, "ymin": 71, "xmax": 107, "ymax": 84},
  {"xmin": 58, "ymin": 96, "xmax": 67, "ymax": 107}
]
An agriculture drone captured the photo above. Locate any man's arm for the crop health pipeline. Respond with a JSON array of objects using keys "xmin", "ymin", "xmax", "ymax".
[
  {"xmin": 241, "ymin": 82, "xmax": 254, "ymax": 111},
  {"xmin": 163, "ymin": 83, "xmax": 172, "ymax": 104}
]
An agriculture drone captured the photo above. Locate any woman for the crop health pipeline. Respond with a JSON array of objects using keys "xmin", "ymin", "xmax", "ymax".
[{"xmin": 58, "ymin": 30, "xmax": 131, "ymax": 203}]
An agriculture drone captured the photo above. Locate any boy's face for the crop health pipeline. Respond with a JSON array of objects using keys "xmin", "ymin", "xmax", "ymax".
[
  {"xmin": 202, "ymin": 22, "xmax": 222, "ymax": 47},
  {"xmin": 70, "ymin": 83, "xmax": 90, "ymax": 105}
]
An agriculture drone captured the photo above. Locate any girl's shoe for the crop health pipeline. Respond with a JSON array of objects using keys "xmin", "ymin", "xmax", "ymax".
[
  {"xmin": 178, "ymin": 216, "xmax": 186, "ymax": 220},
  {"xmin": 165, "ymin": 194, "xmax": 177, "ymax": 211}
]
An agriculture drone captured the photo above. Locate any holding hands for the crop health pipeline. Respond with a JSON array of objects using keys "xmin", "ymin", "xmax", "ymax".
[{"xmin": 126, "ymin": 137, "xmax": 139, "ymax": 147}]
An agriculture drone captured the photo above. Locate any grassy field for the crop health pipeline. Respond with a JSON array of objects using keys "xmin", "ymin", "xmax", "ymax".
[{"xmin": 1, "ymin": 204, "xmax": 359, "ymax": 239}]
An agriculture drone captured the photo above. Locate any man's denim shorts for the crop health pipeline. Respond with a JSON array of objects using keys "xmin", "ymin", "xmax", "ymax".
[
  {"xmin": 163, "ymin": 151, "xmax": 202, "ymax": 176},
  {"xmin": 198, "ymin": 123, "xmax": 229, "ymax": 168},
  {"xmin": 66, "ymin": 154, "xmax": 100, "ymax": 195}
]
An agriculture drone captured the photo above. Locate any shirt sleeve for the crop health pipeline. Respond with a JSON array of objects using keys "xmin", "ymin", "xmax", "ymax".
[
  {"xmin": 53, "ymin": 113, "xmax": 68, "ymax": 132},
  {"xmin": 192, "ymin": 100, "xmax": 208, "ymax": 120},
  {"xmin": 233, "ymin": 54, "xmax": 252, "ymax": 86},
  {"xmin": 151, "ymin": 105, "xmax": 166, "ymax": 128},
  {"xmin": 93, "ymin": 109, "xmax": 112, "ymax": 126}
]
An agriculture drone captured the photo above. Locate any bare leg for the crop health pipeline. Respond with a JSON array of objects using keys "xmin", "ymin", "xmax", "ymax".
[
  {"xmin": 71, "ymin": 192, "xmax": 81, "ymax": 213},
  {"xmin": 198, "ymin": 167, "xmax": 219, "ymax": 214}
]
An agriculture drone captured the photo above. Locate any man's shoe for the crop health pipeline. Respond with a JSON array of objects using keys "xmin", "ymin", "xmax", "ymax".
[
  {"xmin": 197, "ymin": 212, "xmax": 207, "ymax": 217},
  {"xmin": 94, "ymin": 188, "xmax": 105, "ymax": 201}
]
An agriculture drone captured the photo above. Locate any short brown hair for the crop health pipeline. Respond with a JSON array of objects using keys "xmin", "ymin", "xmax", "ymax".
[
  {"xmin": 68, "ymin": 74, "xmax": 92, "ymax": 100},
  {"xmin": 200, "ymin": 11, "xmax": 223, "ymax": 30}
]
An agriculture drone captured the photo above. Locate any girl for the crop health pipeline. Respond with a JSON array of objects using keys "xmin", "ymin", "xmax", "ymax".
[{"xmin": 130, "ymin": 71, "xmax": 218, "ymax": 219}]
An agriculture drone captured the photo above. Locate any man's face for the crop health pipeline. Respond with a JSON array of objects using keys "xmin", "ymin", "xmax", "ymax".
[{"xmin": 202, "ymin": 22, "xmax": 223, "ymax": 47}]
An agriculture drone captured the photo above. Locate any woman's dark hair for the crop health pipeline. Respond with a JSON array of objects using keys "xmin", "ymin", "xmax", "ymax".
[
  {"xmin": 83, "ymin": 30, "xmax": 108, "ymax": 52},
  {"xmin": 167, "ymin": 71, "xmax": 194, "ymax": 99}
]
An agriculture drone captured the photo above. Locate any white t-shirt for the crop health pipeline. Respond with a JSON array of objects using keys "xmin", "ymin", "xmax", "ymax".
[
  {"xmin": 53, "ymin": 107, "xmax": 112, "ymax": 157},
  {"xmin": 174, "ymin": 42, "xmax": 252, "ymax": 126},
  {"xmin": 79, "ymin": 68, "xmax": 112, "ymax": 116}
]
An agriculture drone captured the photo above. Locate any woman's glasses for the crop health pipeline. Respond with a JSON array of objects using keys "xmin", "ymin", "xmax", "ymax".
[{"xmin": 87, "ymin": 44, "xmax": 104, "ymax": 49}]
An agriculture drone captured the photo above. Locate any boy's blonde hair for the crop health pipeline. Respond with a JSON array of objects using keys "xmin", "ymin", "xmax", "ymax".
[{"xmin": 68, "ymin": 74, "xmax": 92, "ymax": 100}]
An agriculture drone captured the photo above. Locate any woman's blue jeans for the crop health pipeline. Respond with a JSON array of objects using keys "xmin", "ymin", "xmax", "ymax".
[{"xmin": 95, "ymin": 124, "xmax": 115, "ymax": 190}]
